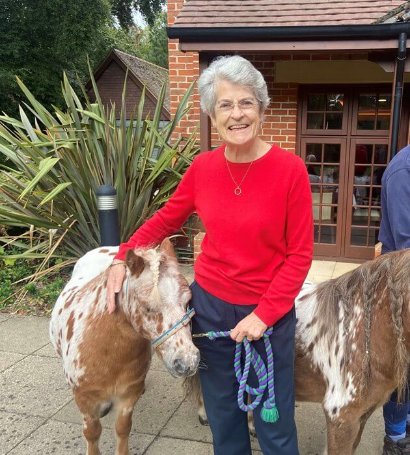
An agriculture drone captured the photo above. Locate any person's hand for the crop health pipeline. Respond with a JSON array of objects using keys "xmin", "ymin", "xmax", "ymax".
[
  {"xmin": 106, "ymin": 261, "xmax": 126, "ymax": 314},
  {"xmin": 230, "ymin": 312, "xmax": 268, "ymax": 342}
]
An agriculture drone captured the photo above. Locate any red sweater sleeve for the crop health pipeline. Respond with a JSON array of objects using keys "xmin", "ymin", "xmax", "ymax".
[
  {"xmin": 115, "ymin": 160, "xmax": 196, "ymax": 261},
  {"xmin": 253, "ymin": 161, "xmax": 313, "ymax": 326}
]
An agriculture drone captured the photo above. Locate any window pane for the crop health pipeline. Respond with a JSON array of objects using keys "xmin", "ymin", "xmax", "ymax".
[
  {"xmin": 358, "ymin": 94, "xmax": 377, "ymax": 110},
  {"xmin": 357, "ymin": 115, "xmax": 375, "ymax": 130},
  {"xmin": 307, "ymin": 94, "xmax": 326, "ymax": 110},
  {"xmin": 323, "ymin": 166, "xmax": 339, "ymax": 184},
  {"xmin": 320, "ymin": 225, "xmax": 336, "ymax": 244},
  {"xmin": 350, "ymin": 227, "xmax": 368, "ymax": 246},
  {"xmin": 306, "ymin": 143, "xmax": 322, "ymax": 160},
  {"xmin": 376, "ymin": 115, "xmax": 390, "ymax": 130},
  {"xmin": 375, "ymin": 145, "xmax": 388, "ymax": 164},
  {"xmin": 325, "ymin": 113, "xmax": 343, "ymax": 129},
  {"xmin": 323, "ymin": 144, "xmax": 341, "ymax": 163},
  {"xmin": 307, "ymin": 113, "xmax": 324, "ymax": 129},
  {"xmin": 326, "ymin": 94, "xmax": 344, "ymax": 111},
  {"xmin": 357, "ymin": 93, "xmax": 391, "ymax": 131}
]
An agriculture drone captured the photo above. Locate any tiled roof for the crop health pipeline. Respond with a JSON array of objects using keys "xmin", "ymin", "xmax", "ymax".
[
  {"xmin": 113, "ymin": 49, "xmax": 169, "ymax": 112},
  {"xmin": 174, "ymin": 0, "xmax": 407, "ymax": 27},
  {"xmin": 376, "ymin": 1, "xmax": 410, "ymax": 23}
]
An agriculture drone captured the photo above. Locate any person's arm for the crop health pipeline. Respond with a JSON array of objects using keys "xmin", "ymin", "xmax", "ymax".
[
  {"xmin": 385, "ymin": 168, "xmax": 410, "ymax": 250},
  {"xmin": 231, "ymin": 161, "xmax": 313, "ymax": 341},
  {"xmin": 106, "ymin": 159, "xmax": 197, "ymax": 313},
  {"xmin": 114, "ymin": 159, "xmax": 197, "ymax": 261}
]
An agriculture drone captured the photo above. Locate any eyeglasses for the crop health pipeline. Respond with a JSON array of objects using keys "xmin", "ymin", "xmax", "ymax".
[{"xmin": 215, "ymin": 98, "xmax": 259, "ymax": 113}]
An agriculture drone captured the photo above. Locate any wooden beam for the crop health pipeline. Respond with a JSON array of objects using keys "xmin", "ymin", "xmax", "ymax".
[
  {"xmin": 199, "ymin": 53, "xmax": 211, "ymax": 152},
  {"xmin": 180, "ymin": 39, "xmax": 410, "ymax": 53}
]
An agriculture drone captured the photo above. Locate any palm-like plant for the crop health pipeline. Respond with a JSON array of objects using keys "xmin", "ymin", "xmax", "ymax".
[{"xmin": 0, "ymin": 71, "xmax": 199, "ymax": 279}]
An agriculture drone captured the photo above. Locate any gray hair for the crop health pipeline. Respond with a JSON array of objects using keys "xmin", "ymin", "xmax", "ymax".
[{"xmin": 198, "ymin": 55, "xmax": 270, "ymax": 116}]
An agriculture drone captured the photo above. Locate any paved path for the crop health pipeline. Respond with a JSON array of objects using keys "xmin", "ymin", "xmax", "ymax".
[{"xmin": 0, "ymin": 261, "xmax": 385, "ymax": 454}]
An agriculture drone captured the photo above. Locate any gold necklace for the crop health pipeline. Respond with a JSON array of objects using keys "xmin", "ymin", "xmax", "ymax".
[{"xmin": 225, "ymin": 156, "xmax": 254, "ymax": 196}]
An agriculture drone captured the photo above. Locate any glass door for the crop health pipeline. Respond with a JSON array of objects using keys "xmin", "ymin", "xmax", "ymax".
[{"xmin": 301, "ymin": 138, "xmax": 347, "ymax": 257}]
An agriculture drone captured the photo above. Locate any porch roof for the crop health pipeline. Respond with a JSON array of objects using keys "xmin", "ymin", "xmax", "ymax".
[
  {"xmin": 168, "ymin": 1, "xmax": 410, "ymax": 52},
  {"xmin": 172, "ymin": 0, "xmax": 408, "ymax": 28}
]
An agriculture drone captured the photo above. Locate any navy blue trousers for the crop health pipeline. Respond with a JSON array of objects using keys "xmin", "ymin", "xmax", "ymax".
[
  {"xmin": 190, "ymin": 281, "xmax": 299, "ymax": 455},
  {"xmin": 383, "ymin": 387, "xmax": 410, "ymax": 438}
]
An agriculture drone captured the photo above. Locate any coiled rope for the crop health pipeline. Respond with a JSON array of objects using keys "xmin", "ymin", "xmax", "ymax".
[{"xmin": 198, "ymin": 327, "xmax": 279, "ymax": 423}]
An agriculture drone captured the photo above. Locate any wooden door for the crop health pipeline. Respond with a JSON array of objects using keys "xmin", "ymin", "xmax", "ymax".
[{"xmin": 299, "ymin": 86, "xmax": 396, "ymax": 260}]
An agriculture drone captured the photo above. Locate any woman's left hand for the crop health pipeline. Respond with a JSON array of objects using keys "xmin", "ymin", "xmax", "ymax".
[{"xmin": 230, "ymin": 312, "xmax": 268, "ymax": 342}]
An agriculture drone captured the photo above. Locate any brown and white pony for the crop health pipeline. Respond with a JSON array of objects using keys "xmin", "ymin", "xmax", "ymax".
[
  {"xmin": 191, "ymin": 249, "xmax": 410, "ymax": 455},
  {"xmin": 50, "ymin": 239, "xmax": 199, "ymax": 455}
]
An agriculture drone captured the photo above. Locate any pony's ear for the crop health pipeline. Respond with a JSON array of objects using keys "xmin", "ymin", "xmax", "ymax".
[
  {"xmin": 125, "ymin": 250, "xmax": 145, "ymax": 277},
  {"xmin": 159, "ymin": 237, "xmax": 177, "ymax": 260}
]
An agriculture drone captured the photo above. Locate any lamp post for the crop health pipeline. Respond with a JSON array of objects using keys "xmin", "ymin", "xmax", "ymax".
[{"xmin": 96, "ymin": 185, "xmax": 120, "ymax": 246}]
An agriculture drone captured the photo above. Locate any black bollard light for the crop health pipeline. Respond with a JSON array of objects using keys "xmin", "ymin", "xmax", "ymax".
[{"xmin": 96, "ymin": 184, "xmax": 120, "ymax": 246}]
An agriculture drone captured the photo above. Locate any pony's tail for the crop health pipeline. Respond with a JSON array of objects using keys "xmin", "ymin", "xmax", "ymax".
[
  {"xmin": 182, "ymin": 372, "xmax": 201, "ymax": 403},
  {"xmin": 388, "ymin": 260, "xmax": 410, "ymax": 401}
]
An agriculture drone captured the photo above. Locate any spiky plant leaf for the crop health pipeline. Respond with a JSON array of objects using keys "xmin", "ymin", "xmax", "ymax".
[{"xmin": 0, "ymin": 70, "xmax": 199, "ymax": 283}]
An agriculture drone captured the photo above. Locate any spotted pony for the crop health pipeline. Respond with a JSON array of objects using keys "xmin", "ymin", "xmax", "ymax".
[
  {"xmin": 191, "ymin": 249, "xmax": 410, "ymax": 454},
  {"xmin": 50, "ymin": 238, "xmax": 199, "ymax": 455}
]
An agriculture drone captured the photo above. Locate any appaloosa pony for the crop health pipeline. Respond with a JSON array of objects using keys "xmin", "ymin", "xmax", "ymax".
[
  {"xmin": 191, "ymin": 249, "xmax": 410, "ymax": 454},
  {"xmin": 50, "ymin": 239, "xmax": 199, "ymax": 455}
]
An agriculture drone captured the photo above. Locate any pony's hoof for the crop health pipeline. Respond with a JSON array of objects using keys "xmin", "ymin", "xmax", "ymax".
[{"xmin": 199, "ymin": 415, "xmax": 209, "ymax": 426}]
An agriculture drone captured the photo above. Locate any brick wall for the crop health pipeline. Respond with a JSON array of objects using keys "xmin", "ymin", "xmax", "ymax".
[
  {"xmin": 168, "ymin": 1, "xmax": 200, "ymax": 139},
  {"xmin": 167, "ymin": 2, "xmax": 368, "ymax": 153}
]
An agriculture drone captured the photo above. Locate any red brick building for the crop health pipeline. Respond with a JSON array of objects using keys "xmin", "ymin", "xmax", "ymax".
[{"xmin": 167, "ymin": 0, "xmax": 410, "ymax": 261}]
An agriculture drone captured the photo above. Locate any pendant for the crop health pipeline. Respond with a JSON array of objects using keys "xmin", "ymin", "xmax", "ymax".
[{"xmin": 234, "ymin": 187, "xmax": 242, "ymax": 196}]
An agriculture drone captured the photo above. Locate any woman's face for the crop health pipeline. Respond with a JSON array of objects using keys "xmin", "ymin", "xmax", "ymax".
[{"xmin": 211, "ymin": 80, "xmax": 262, "ymax": 151}]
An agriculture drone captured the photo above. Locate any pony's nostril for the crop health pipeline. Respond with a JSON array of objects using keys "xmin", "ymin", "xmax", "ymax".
[{"xmin": 173, "ymin": 358, "xmax": 189, "ymax": 375}]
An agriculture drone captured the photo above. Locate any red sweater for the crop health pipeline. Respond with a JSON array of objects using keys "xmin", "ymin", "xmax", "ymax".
[{"xmin": 116, "ymin": 144, "xmax": 313, "ymax": 326}]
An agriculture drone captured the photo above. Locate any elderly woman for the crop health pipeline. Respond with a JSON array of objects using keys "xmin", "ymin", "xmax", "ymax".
[{"xmin": 107, "ymin": 55, "xmax": 313, "ymax": 454}]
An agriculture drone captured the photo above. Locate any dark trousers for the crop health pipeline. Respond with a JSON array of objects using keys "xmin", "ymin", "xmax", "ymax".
[
  {"xmin": 384, "ymin": 386, "xmax": 410, "ymax": 438},
  {"xmin": 190, "ymin": 281, "xmax": 299, "ymax": 455}
]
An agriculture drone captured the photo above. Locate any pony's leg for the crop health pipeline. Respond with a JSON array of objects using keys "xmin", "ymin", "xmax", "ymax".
[
  {"xmin": 326, "ymin": 413, "xmax": 361, "ymax": 455},
  {"xmin": 82, "ymin": 414, "xmax": 102, "ymax": 455},
  {"xmin": 198, "ymin": 392, "xmax": 208, "ymax": 425},
  {"xmin": 74, "ymin": 393, "xmax": 102, "ymax": 455},
  {"xmin": 248, "ymin": 409, "xmax": 256, "ymax": 437},
  {"xmin": 353, "ymin": 406, "xmax": 377, "ymax": 451},
  {"xmin": 114, "ymin": 394, "xmax": 140, "ymax": 455}
]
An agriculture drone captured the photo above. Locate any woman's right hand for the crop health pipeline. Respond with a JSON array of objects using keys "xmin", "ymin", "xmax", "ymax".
[{"xmin": 106, "ymin": 261, "xmax": 126, "ymax": 314}]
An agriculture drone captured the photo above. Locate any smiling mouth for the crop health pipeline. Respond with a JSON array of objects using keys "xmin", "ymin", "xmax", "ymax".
[{"xmin": 228, "ymin": 124, "xmax": 248, "ymax": 130}]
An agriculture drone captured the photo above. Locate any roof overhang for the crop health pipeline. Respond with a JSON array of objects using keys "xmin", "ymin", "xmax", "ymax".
[{"xmin": 167, "ymin": 23, "xmax": 410, "ymax": 53}]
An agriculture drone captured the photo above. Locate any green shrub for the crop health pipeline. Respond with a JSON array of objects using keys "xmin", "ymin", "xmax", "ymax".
[{"xmin": 0, "ymin": 68, "xmax": 199, "ymax": 285}]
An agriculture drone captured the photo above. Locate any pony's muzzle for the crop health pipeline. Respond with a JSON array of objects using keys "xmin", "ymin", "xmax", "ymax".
[{"xmin": 171, "ymin": 351, "xmax": 200, "ymax": 377}]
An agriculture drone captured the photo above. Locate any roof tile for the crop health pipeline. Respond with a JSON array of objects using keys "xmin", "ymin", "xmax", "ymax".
[
  {"xmin": 174, "ymin": 0, "xmax": 407, "ymax": 27},
  {"xmin": 114, "ymin": 49, "xmax": 169, "ymax": 112}
]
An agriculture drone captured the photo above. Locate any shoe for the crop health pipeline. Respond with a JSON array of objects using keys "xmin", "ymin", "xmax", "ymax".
[{"xmin": 383, "ymin": 436, "xmax": 410, "ymax": 455}]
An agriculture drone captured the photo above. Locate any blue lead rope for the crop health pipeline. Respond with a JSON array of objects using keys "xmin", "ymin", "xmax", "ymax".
[{"xmin": 199, "ymin": 328, "xmax": 279, "ymax": 423}]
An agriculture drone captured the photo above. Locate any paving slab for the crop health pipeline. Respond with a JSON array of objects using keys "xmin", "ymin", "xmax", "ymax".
[
  {"xmin": 309, "ymin": 260, "xmax": 336, "ymax": 276},
  {"xmin": 54, "ymin": 369, "xmax": 185, "ymax": 435},
  {"xmin": 0, "ymin": 313, "xmax": 10, "ymax": 323},
  {"xmin": 7, "ymin": 419, "xmax": 155, "ymax": 455},
  {"xmin": 144, "ymin": 436, "xmax": 214, "ymax": 455},
  {"xmin": 150, "ymin": 352, "xmax": 167, "ymax": 372},
  {"xmin": 33, "ymin": 343, "xmax": 58, "ymax": 358},
  {"xmin": 0, "ymin": 316, "xmax": 50, "ymax": 354},
  {"xmin": 333, "ymin": 262, "xmax": 360, "ymax": 277},
  {"xmin": 0, "ymin": 352, "xmax": 25, "ymax": 372},
  {"xmin": 0, "ymin": 410, "xmax": 45, "ymax": 454},
  {"xmin": 0, "ymin": 355, "xmax": 71, "ymax": 417}
]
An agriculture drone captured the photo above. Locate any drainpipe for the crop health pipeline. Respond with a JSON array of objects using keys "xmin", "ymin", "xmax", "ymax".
[{"xmin": 390, "ymin": 32, "xmax": 407, "ymax": 157}]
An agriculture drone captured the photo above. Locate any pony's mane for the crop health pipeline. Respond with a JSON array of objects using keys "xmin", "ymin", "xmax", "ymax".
[{"xmin": 314, "ymin": 249, "xmax": 410, "ymax": 395}]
